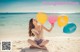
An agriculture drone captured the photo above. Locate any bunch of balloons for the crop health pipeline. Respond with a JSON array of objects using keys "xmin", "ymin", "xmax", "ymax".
[{"xmin": 36, "ymin": 12, "xmax": 77, "ymax": 34}]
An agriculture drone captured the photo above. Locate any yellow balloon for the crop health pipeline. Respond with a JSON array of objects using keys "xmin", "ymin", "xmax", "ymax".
[
  {"xmin": 58, "ymin": 15, "xmax": 68, "ymax": 27},
  {"xmin": 36, "ymin": 12, "xmax": 48, "ymax": 24}
]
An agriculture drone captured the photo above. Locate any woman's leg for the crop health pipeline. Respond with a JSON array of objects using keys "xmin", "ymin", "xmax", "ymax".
[
  {"xmin": 39, "ymin": 40, "xmax": 49, "ymax": 46},
  {"xmin": 27, "ymin": 39, "xmax": 41, "ymax": 48}
]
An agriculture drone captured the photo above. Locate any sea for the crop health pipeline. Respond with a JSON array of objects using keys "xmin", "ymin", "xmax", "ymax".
[{"xmin": 0, "ymin": 13, "xmax": 80, "ymax": 40}]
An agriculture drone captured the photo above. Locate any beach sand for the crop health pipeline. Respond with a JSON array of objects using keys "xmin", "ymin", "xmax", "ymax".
[{"xmin": 0, "ymin": 37, "xmax": 80, "ymax": 52}]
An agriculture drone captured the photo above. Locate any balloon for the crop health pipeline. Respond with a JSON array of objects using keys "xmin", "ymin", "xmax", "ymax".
[
  {"xmin": 63, "ymin": 23, "xmax": 77, "ymax": 34},
  {"xmin": 36, "ymin": 12, "xmax": 48, "ymax": 24},
  {"xmin": 48, "ymin": 15, "xmax": 57, "ymax": 25},
  {"xmin": 58, "ymin": 15, "xmax": 68, "ymax": 27}
]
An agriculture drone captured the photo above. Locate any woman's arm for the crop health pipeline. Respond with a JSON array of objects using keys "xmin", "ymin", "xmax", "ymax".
[
  {"xmin": 42, "ymin": 24, "xmax": 54, "ymax": 32},
  {"xmin": 31, "ymin": 29, "xmax": 39, "ymax": 35}
]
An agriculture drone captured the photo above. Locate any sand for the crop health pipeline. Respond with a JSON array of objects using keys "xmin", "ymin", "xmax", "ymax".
[{"xmin": 0, "ymin": 37, "xmax": 80, "ymax": 52}]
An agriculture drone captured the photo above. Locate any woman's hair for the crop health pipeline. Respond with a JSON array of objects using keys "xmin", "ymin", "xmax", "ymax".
[{"xmin": 29, "ymin": 18, "xmax": 35, "ymax": 37}]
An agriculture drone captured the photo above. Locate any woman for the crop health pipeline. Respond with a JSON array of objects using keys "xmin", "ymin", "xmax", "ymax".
[{"xmin": 28, "ymin": 18, "xmax": 54, "ymax": 49}]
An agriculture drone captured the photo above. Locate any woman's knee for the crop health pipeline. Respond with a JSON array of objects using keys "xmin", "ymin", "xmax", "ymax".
[{"xmin": 46, "ymin": 40, "xmax": 49, "ymax": 43}]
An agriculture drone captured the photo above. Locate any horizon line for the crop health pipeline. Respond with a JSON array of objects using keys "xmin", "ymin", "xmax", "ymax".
[{"xmin": 0, "ymin": 12, "xmax": 80, "ymax": 14}]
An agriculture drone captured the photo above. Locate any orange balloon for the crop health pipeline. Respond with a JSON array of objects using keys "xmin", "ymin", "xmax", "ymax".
[
  {"xmin": 36, "ymin": 12, "xmax": 48, "ymax": 24},
  {"xmin": 58, "ymin": 15, "xmax": 68, "ymax": 27}
]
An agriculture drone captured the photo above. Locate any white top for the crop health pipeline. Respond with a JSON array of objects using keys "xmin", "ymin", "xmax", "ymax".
[{"xmin": 31, "ymin": 25, "xmax": 43, "ymax": 40}]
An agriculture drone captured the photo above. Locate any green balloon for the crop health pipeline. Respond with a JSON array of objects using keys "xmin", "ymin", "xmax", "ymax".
[{"xmin": 63, "ymin": 23, "xmax": 77, "ymax": 34}]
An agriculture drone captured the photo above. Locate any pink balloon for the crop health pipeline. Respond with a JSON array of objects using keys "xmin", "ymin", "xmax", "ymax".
[{"xmin": 48, "ymin": 15, "xmax": 57, "ymax": 25}]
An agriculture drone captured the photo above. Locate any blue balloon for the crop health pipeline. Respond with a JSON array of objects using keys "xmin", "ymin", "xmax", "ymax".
[{"xmin": 63, "ymin": 23, "xmax": 77, "ymax": 33}]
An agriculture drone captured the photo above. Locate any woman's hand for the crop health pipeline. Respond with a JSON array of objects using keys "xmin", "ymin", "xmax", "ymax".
[{"xmin": 51, "ymin": 24, "xmax": 54, "ymax": 28}]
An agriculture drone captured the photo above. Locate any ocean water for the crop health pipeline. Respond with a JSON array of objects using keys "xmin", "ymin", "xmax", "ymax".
[{"xmin": 0, "ymin": 13, "xmax": 80, "ymax": 40}]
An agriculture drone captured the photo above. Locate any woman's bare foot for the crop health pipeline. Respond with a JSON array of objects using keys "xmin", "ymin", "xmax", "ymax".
[
  {"xmin": 30, "ymin": 45, "xmax": 47, "ymax": 50},
  {"xmin": 41, "ymin": 46, "xmax": 47, "ymax": 50},
  {"xmin": 40, "ymin": 46, "xmax": 47, "ymax": 50},
  {"xmin": 30, "ymin": 45, "xmax": 36, "ymax": 49},
  {"xmin": 30, "ymin": 45, "xmax": 42, "ymax": 49}
]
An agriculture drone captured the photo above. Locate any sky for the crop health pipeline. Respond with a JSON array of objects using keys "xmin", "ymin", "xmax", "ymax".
[{"xmin": 0, "ymin": 0, "xmax": 80, "ymax": 13}]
